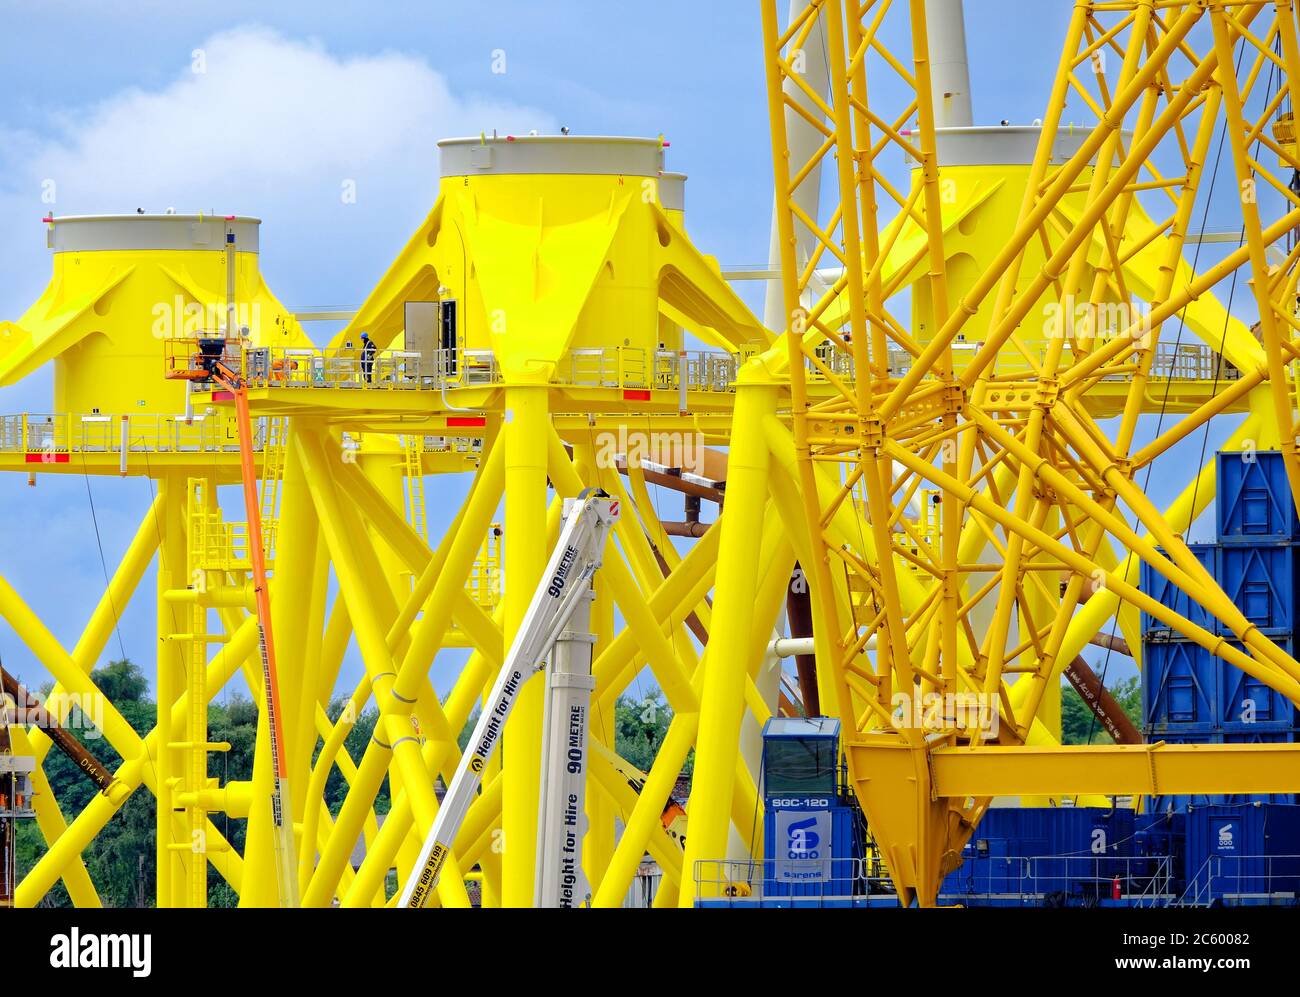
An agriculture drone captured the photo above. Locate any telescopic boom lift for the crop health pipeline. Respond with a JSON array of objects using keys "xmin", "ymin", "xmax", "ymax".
[{"xmin": 399, "ymin": 490, "xmax": 619, "ymax": 908}]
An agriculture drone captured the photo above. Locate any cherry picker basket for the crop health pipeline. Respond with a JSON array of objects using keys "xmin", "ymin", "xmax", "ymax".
[{"xmin": 163, "ymin": 334, "xmax": 243, "ymax": 383}]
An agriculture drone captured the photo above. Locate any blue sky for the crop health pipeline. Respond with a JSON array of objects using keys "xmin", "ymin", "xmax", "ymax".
[{"xmin": 0, "ymin": 1, "xmax": 1221, "ymax": 698}]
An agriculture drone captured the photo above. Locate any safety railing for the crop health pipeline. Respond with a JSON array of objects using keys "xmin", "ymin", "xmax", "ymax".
[
  {"xmin": 229, "ymin": 344, "xmax": 746, "ymax": 394},
  {"xmin": 0, "ymin": 412, "xmax": 257, "ymax": 456},
  {"xmin": 691, "ymin": 857, "xmax": 896, "ymax": 907},
  {"xmin": 465, "ymin": 523, "xmax": 503, "ymax": 611},
  {"xmin": 193, "ymin": 512, "xmax": 255, "ymax": 573},
  {"xmin": 1025, "ymin": 854, "xmax": 1176, "ymax": 906},
  {"xmin": 242, "ymin": 346, "xmax": 441, "ymax": 390},
  {"xmin": 939, "ymin": 854, "xmax": 1178, "ymax": 907},
  {"xmin": 1178, "ymin": 853, "xmax": 1300, "ymax": 907},
  {"xmin": 805, "ymin": 340, "xmax": 1242, "ymax": 384}
]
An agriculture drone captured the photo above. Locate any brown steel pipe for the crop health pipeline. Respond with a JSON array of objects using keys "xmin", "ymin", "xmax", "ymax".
[
  {"xmin": 0, "ymin": 666, "xmax": 119, "ymax": 795},
  {"xmin": 1062, "ymin": 656, "xmax": 1143, "ymax": 745}
]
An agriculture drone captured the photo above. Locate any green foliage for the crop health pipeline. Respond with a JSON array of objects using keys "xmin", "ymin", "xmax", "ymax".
[
  {"xmin": 14, "ymin": 660, "xmax": 270, "ymax": 907},
  {"xmin": 613, "ymin": 686, "xmax": 691, "ymax": 775},
  {"xmin": 1060, "ymin": 674, "xmax": 1142, "ymax": 745},
  {"xmin": 322, "ymin": 698, "xmax": 389, "ymax": 816},
  {"xmin": 1110, "ymin": 675, "xmax": 1141, "ymax": 722},
  {"xmin": 92, "ymin": 658, "xmax": 149, "ymax": 704},
  {"xmin": 13, "ymin": 660, "xmax": 696, "ymax": 906},
  {"xmin": 17, "ymin": 659, "xmax": 156, "ymax": 907}
]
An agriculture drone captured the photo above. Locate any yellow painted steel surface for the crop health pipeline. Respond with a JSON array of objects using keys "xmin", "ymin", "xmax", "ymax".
[
  {"xmin": 6, "ymin": 3, "xmax": 1300, "ymax": 911},
  {"xmin": 753, "ymin": 0, "xmax": 1300, "ymax": 908}
]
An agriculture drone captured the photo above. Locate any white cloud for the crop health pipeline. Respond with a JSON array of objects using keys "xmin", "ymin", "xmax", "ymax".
[
  {"xmin": 0, "ymin": 24, "xmax": 556, "ymax": 322},
  {"xmin": 27, "ymin": 26, "xmax": 551, "ymax": 203},
  {"xmin": 0, "ymin": 26, "xmax": 555, "ymax": 688}
]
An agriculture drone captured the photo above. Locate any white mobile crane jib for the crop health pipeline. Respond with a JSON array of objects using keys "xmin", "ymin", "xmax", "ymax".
[{"xmin": 399, "ymin": 490, "xmax": 620, "ymax": 908}]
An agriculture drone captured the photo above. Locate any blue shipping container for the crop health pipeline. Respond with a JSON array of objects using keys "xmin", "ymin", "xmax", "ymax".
[
  {"xmin": 1185, "ymin": 804, "xmax": 1300, "ymax": 904},
  {"xmin": 1215, "ymin": 544, "xmax": 1299, "ymax": 635},
  {"xmin": 941, "ymin": 808, "xmax": 1135, "ymax": 904},
  {"xmin": 1144, "ymin": 637, "xmax": 1300, "ymax": 732},
  {"xmin": 1143, "ymin": 640, "xmax": 1219, "ymax": 730},
  {"xmin": 1220, "ymin": 639, "xmax": 1300, "ymax": 730},
  {"xmin": 1140, "ymin": 544, "xmax": 1217, "ymax": 636},
  {"xmin": 1217, "ymin": 451, "xmax": 1300, "ymax": 542}
]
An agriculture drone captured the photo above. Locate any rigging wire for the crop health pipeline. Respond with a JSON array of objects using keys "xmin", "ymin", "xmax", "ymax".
[
  {"xmin": 1084, "ymin": 35, "xmax": 1254, "ymax": 759},
  {"xmin": 78, "ymin": 451, "xmax": 129, "ymax": 663}
]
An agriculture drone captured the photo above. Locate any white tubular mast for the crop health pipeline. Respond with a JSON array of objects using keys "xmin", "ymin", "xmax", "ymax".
[
  {"xmin": 534, "ymin": 578, "xmax": 596, "ymax": 906},
  {"xmin": 399, "ymin": 490, "xmax": 620, "ymax": 908}
]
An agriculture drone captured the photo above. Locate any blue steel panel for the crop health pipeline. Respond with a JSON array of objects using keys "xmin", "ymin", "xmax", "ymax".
[
  {"xmin": 1217, "ymin": 451, "xmax": 1300, "ymax": 543},
  {"xmin": 1140, "ymin": 544, "xmax": 1217, "ymax": 636},
  {"xmin": 1215, "ymin": 544, "xmax": 1298, "ymax": 636},
  {"xmin": 1219, "ymin": 638, "xmax": 1300, "ymax": 730},
  {"xmin": 1185, "ymin": 804, "xmax": 1300, "ymax": 903},
  {"xmin": 762, "ymin": 806, "xmax": 859, "ymax": 899},
  {"xmin": 1142, "ymin": 640, "xmax": 1219, "ymax": 729}
]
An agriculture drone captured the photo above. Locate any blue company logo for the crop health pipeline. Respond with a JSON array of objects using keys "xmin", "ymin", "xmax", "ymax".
[{"xmin": 786, "ymin": 816, "xmax": 822, "ymax": 858}]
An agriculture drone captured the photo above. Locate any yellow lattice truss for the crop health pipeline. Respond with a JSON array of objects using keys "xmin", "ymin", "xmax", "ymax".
[
  {"xmin": 749, "ymin": 0, "xmax": 1300, "ymax": 906},
  {"xmin": 8, "ymin": 1, "xmax": 1300, "ymax": 911}
]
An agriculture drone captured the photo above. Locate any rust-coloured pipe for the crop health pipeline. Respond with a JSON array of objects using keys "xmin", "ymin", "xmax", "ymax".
[
  {"xmin": 662, "ymin": 520, "xmax": 713, "ymax": 538},
  {"xmin": 1088, "ymin": 631, "xmax": 1132, "ymax": 657},
  {"xmin": 0, "ymin": 666, "xmax": 118, "ymax": 795},
  {"xmin": 785, "ymin": 563, "xmax": 820, "ymax": 717},
  {"xmin": 1062, "ymin": 656, "xmax": 1143, "ymax": 745},
  {"xmin": 615, "ymin": 459, "xmax": 724, "ymax": 503}
]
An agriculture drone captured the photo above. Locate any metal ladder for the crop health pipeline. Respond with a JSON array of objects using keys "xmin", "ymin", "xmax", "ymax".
[
  {"xmin": 258, "ymin": 416, "xmax": 288, "ymax": 559},
  {"xmin": 467, "ymin": 523, "xmax": 503, "ymax": 609},
  {"xmin": 404, "ymin": 434, "xmax": 428, "ymax": 543}
]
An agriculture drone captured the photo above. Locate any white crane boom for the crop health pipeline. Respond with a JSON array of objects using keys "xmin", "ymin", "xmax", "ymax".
[{"xmin": 399, "ymin": 490, "xmax": 619, "ymax": 908}]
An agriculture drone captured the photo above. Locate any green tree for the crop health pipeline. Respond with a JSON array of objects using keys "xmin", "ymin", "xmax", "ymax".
[
  {"xmin": 92, "ymin": 658, "xmax": 149, "ymax": 703},
  {"xmin": 14, "ymin": 660, "xmax": 266, "ymax": 907},
  {"xmin": 1060, "ymin": 675, "xmax": 1142, "ymax": 745},
  {"xmin": 614, "ymin": 686, "xmax": 691, "ymax": 774},
  {"xmin": 321, "ymin": 699, "xmax": 389, "ymax": 816},
  {"xmin": 18, "ymin": 659, "xmax": 157, "ymax": 907},
  {"xmin": 1110, "ymin": 675, "xmax": 1141, "ymax": 726}
]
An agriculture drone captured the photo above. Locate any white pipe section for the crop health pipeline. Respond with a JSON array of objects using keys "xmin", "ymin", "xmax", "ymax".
[
  {"xmin": 768, "ymin": 634, "xmax": 878, "ymax": 658},
  {"xmin": 925, "ymin": 0, "xmax": 974, "ymax": 127},
  {"xmin": 763, "ymin": 0, "xmax": 832, "ymax": 331}
]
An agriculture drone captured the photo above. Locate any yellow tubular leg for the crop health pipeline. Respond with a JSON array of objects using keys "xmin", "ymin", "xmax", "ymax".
[{"xmin": 679, "ymin": 384, "xmax": 776, "ymax": 906}]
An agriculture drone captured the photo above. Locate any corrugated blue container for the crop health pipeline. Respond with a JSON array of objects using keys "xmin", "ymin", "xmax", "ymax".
[
  {"xmin": 1217, "ymin": 451, "xmax": 1300, "ymax": 542},
  {"xmin": 1215, "ymin": 545, "xmax": 1298, "ymax": 635},
  {"xmin": 1143, "ymin": 640, "xmax": 1219, "ymax": 730},
  {"xmin": 1143, "ymin": 637, "xmax": 1300, "ymax": 732},
  {"xmin": 1140, "ymin": 544, "xmax": 1217, "ymax": 636},
  {"xmin": 941, "ymin": 808, "xmax": 1136, "ymax": 903},
  {"xmin": 1219, "ymin": 639, "xmax": 1300, "ymax": 730},
  {"xmin": 1184, "ymin": 804, "xmax": 1300, "ymax": 903}
]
